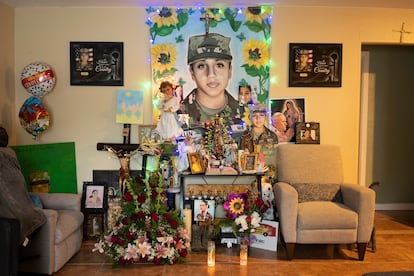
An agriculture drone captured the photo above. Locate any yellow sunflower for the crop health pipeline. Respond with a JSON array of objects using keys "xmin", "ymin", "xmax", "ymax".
[
  {"xmin": 151, "ymin": 7, "xmax": 178, "ymax": 27},
  {"xmin": 229, "ymin": 197, "xmax": 245, "ymax": 215},
  {"xmin": 151, "ymin": 43, "xmax": 177, "ymax": 72},
  {"xmin": 242, "ymin": 39, "xmax": 270, "ymax": 68},
  {"xmin": 244, "ymin": 6, "xmax": 272, "ymax": 24}
]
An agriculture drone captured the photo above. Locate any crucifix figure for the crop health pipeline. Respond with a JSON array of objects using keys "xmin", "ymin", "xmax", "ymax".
[
  {"xmin": 200, "ymin": 13, "xmax": 214, "ymax": 37},
  {"xmin": 97, "ymin": 124, "xmax": 148, "ymax": 198},
  {"xmin": 393, "ymin": 22, "xmax": 412, "ymax": 43}
]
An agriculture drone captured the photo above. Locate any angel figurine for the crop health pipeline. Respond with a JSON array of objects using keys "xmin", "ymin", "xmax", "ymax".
[{"xmin": 154, "ymin": 81, "xmax": 183, "ymax": 141}]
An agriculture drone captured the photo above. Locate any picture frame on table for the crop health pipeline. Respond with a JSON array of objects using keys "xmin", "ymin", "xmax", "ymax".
[
  {"xmin": 288, "ymin": 43, "xmax": 342, "ymax": 87},
  {"xmin": 193, "ymin": 199, "xmax": 215, "ymax": 223},
  {"xmin": 70, "ymin": 41, "xmax": 124, "ymax": 86},
  {"xmin": 188, "ymin": 152, "xmax": 205, "ymax": 174},
  {"xmin": 241, "ymin": 153, "xmax": 258, "ymax": 172},
  {"xmin": 296, "ymin": 122, "xmax": 320, "ymax": 144},
  {"xmin": 138, "ymin": 124, "xmax": 157, "ymax": 144},
  {"xmin": 81, "ymin": 182, "xmax": 108, "ymax": 214},
  {"xmin": 83, "ymin": 213, "xmax": 104, "ymax": 240}
]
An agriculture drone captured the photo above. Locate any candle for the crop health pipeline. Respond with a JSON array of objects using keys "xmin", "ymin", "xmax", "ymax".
[
  {"xmin": 182, "ymin": 209, "xmax": 192, "ymax": 241},
  {"xmin": 207, "ymin": 241, "xmax": 215, "ymax": 267},
  {"xmin": 240, "ymin": 240, "xmax": 248, "ymax": 266}
]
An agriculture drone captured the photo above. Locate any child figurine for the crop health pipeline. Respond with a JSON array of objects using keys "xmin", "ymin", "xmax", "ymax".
[{"xmin": 154, "ymin": 81, "xmax": 183, "ymax": 141}]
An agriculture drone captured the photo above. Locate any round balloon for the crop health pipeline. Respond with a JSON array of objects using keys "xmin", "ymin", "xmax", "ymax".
[
  {"xmin": 19, "ymin": 96, "xmax": 50, "ymax": 139},
  {"xmin": 21, "ymin": 62, "xmax": 56, "ymax": 98}
]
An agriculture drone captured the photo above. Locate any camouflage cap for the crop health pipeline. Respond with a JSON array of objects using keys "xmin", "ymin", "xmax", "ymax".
[
  {"xmin": 187, "ymin": 33, "xmax": 232, "ymax": 64},
  {"xmin": 249, "ymin": 103, "xmax": 268, "ymax": 116}
]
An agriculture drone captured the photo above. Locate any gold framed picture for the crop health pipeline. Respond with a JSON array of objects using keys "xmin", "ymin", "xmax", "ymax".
[
  {"xmin": 188, "ymin": 152, "xmax": 205, "ymax": 174},
  {"xmin": 241, "ymin": 153, "xmax": 258, "ymax": 172}
]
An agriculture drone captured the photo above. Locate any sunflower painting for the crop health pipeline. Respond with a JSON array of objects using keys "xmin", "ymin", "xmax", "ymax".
[{"xmin": 146, "ymin": 6, "xmax": 273, "ymax": 123}]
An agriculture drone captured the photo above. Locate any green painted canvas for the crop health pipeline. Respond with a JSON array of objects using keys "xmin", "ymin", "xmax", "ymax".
[{"xmin": 11, "ymin": 142, "xmax": 77, "ymax": 193}]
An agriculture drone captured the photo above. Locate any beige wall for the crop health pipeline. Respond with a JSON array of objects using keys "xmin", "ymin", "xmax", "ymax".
[
  {"xmin": 0, "ymin": 2, "xmax": 15, "ymax": 143},
  {"xmin": 11, "ymin": 5, "xmax": 414, "ymax": 193}
]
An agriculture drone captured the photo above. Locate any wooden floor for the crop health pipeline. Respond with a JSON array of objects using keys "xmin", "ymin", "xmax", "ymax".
[{"xmin": 49, "ymin": 210, "xmax": 414, "ymax": 275}]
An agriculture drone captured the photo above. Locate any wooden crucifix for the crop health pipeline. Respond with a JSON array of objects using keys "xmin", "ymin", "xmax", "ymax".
[
  {"xmin": 393, "ymin": 22, "xmax": 412, "ymax": 43},
  {"xmin": 200, "ymin": 13, "xmax": 214, "ymax": 37},
  {"xmin": 97, "ymin": 124, "xmax": 148, "ymax": 197}
]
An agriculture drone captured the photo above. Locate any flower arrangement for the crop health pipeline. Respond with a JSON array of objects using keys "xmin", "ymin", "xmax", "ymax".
[
  {"xmin": 93, "ymin": 172, "xmax": 191, "ymax": 266},
  {"xmin": 215, "ymin": 189, "xmax": 269, "ymax": 244}
]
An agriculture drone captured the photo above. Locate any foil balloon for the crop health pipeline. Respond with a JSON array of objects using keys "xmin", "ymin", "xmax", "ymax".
[
  {"xmin": 19, "ymin": 96, "xmax": 50, "ymax": 140},
  {"xmin": 21, "ymin": 62, "xmax": 56, "ymax": 98}
]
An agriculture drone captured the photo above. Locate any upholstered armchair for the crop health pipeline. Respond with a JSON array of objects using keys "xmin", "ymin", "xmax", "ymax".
[
  {"xmin": 274, "ymin": 144, "xmax": 375, "ymax": 261},
  {"xmin": 18, "ymin": 193, "xmax": 84, "ymax": 274}
]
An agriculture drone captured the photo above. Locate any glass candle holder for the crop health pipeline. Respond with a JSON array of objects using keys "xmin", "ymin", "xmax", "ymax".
[
  {"xmin": 239, "ymin": 239, "xmax": 248, "ymax": 266},
  {"xmin": 207, "ymin": 241, "xmax": 215, "ymax": 267}
]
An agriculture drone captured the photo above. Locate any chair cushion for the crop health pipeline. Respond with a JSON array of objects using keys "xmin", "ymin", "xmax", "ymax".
[
  {"xmin": 298, "ymin": 201, "xmax": 358, "ymax": 230},
  {"xmin": 291, "ymin": 183, "xmax": 343, "ymax": 203},
  {"xmin": 277, "ymin": 144, "xmax": 343, "ymax": 184},
  {"xmin": 55, "ymin": 210, "xmax": 84, "ymax": 244}
]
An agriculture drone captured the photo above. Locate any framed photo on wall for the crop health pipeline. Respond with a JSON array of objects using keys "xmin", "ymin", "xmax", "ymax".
[
  {"xmin": 81, "ymin": 182, "xmax": 108, "ymax": 213},
  {"xmin": 70, "ymin": 41, "xmax": 124, "ymax": 86},
  {"xmin": 288, "ymin": 43, "xmax": 342, "ymax": 87},
  {"xmin": 296, "ymin": 122, "xmax": 320, "ymax": 144},
  {"xmin": 270, "ymin": 98, "xmax": 305, "ymax": 143}
]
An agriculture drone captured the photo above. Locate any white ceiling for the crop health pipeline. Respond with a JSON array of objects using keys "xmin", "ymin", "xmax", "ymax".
[{"xmin": 2, "ymin": 0, "xmax": 414, "ymax": 9}]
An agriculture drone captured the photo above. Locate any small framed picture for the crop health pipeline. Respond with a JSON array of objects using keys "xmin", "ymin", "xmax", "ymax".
[
  {"xmin": 296, "ymin": 122, "xmax": 320, "ymax": 144},
  {"xmin": 81, "ymin": 182, "xmax": 107, "ymax": 213},
  {"xmin": 288, "ymin": 43, "xmax": 342, "ymax": 87},
  {"xmin": 70, "ymin": 41, "xmax": 124, "ymax": 86},
  {"xmin": 178, "ymin": 114, "xmax": 190, "ymax": 129},
  {"xmin": 83, "ymin": 213, "xmax": 104, "ymax": 240},
  {"xmin": 193, "ymin": 199, "xmax": 215, "ymax": 223},
  {"xmin": 188, "ymin": 152, "xmax": 205, "ymax": 174},
  {"xmin": 241, "ymin": 153, "xmax": 258, "ymax": 172},
  {"xmin": 138, "ymin": 124, "xmax": 157, "ymax": 144}
]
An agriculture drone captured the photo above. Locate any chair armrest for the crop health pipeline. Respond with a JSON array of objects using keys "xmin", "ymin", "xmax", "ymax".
[
  {"xmin": 34, "ymin": 193, "xmax": 81, "ymax": 211},
  {"xmin": 340, "ymin": 183, "xmax": 376, "ymax": 242},
  {"xmin": 19, "ymin": 209, "xmax": 57, "ymax": 274},
  {"xmin": 274, "ymin": 181, "xmax": 298, "ymax": 243}
]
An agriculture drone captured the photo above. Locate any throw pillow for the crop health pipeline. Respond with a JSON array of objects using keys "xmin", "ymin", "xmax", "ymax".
[
  {"xmin": 290, "ymin": 183, "xmax": 343, "ymax": 203},
  {"xmin": 0, "ymin": 151, "xmax": 47, "ymax": 243},
  {"xmin": 29, "ymin": 193, "xmax": 44, "ymax": 209}
]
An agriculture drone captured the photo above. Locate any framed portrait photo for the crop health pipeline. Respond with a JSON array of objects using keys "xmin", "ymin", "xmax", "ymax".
[
  {"xmin": 296, "ymin": 122, "xmax": 320, "ymax": 144},
  {"xmin": 81, "ymin": 182, "xmax": 107, "ymax": 213},
  {"xmin": 288, "ymin": 43, "xmax": 342, "ymax": 87},
  {"xmin": 193, "ymin": 199, "xmax": 215, "ymax": 223},
  {"xmin": 188, "ymin": 152, "xmax": 205, "ymax": 174},
  {"xmin": 241, "ymin": 153, "xmax": 258, "ymax": 172},
  {"xmin": 70, "ymin": 41, "xmax": 124, "ymax": 86},
  {"xmin": 138, "ymin": 124, "xmax": 157, "ymax": 144}
]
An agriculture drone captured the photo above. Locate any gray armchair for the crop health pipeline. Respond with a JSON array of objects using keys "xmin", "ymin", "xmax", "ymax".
[
  {"xmin": 274, "ymin": 144, "xmax": 375, "ymax": 260},
  {"xmin": 19, "ymin": 193, "xmax": 84, "ymax": 274}
]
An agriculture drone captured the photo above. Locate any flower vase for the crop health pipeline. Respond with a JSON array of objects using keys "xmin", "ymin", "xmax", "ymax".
[{"xmin": 239, "ymin": 239, "xmax": 248, "ymax": 266}]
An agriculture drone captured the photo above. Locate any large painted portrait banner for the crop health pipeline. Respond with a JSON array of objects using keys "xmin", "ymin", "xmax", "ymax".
[{"xmin": 147, "ymin": 6, "xmax": 273, "ymax": 130}]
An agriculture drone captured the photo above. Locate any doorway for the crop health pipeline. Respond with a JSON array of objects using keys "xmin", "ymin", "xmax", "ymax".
[{"xmin": 360, "ymin": 45, "xmax": 414, "ymax": 209}]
